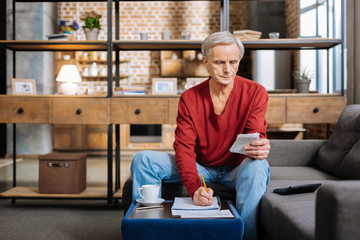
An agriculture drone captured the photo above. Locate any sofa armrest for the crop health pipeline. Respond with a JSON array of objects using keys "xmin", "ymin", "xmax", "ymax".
[
  {"xmin": 268, "ymin": 140, "xmax": 327, "ymax": 166},
  {"xmin": 316, "ymin": 181, "xmax": 360, "ymax": 240}
]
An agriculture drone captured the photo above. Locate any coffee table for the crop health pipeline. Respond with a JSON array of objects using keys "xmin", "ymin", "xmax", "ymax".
[{"xmin": 121, "ymin": 200, "xmax": 244, "ymax": 240}]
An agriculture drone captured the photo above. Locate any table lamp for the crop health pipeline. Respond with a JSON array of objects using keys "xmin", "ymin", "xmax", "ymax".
[{"xmin": 56, "ymin": 65, "xmax": 82, "ymax": 95}]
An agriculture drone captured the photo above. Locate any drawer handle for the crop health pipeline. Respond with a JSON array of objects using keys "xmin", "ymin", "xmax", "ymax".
[
  {"xmin": 47, "ymin": 162, "xmax": 70, "ymax": 168},
  {"xmin": 313, "ymin": 107, "xmax": 320, "ymax": 113},
  {"xmin": 76, "ymin": 109, "xmax": 82, "ymax": 115},
  {"xmin": 135, "ymin": 108, "xmax": 141, "ymax": 114},
  {"xmin": 17, "ymin": 108, "xmax": 24, "ymax": 114}
]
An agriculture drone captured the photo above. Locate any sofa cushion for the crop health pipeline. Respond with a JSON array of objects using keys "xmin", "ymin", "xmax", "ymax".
[
  {"xmin": 339, "ymin": 138, "xmax": 360, "ymax": 179},
  {"xmin": 316, "ymin": 105, "xmax": 360, "ymax": 178},
  {"xmin": 316, "ymin": 182, "xmax": 360, "ymax": 240},
  {"xmin": 260, "ymin": 180, "xmax": 318, "ymax": 240},
  {"xmin": 270, "ymin": 201, "xmax": 315, "ymax": 240},
  {"xmin": 270, "ymin": 166, "xmax": 340, "ymax": 181},
  {"xmin": 268, "ymin": 140, "xmax": 326, "ymax": 166},
  {"xmin": 260, "ymin": 180, "xmax": 336, "ymax": 240}
]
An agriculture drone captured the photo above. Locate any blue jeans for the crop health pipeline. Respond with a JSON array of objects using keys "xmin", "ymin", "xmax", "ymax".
[{"xmin": 131, "ymin": 150, "xmax": 270, "ymax": 240}]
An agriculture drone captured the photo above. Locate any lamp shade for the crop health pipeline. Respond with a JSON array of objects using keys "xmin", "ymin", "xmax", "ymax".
[{"xmin": 56, "ymin": 65, "xmax": 82, "ymax": 83}]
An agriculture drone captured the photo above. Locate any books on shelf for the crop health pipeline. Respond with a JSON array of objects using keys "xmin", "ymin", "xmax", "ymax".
[
  {"xmin": 114, "ymin": 86, "xmax": 145, "ymax": 95},
  {"xmin": 45, "ymin": 33, "xmax": 69, "ymax": 40},
  {"xmin": 233, "ymin": 29, "xmax": 262, "ymax": 40},
  {"xmin": 45, "ymin": 33, "xmax": 75, "ymax": 41}
]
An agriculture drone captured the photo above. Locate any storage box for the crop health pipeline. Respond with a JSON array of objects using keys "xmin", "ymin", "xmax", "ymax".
[
  {"xmin": 38, "ymin": 152, "xmax": 87, "ymax": 194},
  {"xmin": 184, "ymin": 60, "xmax": 208, "ymax": 77},
  {"xmin": 161, "ymin": 59, "xmax": 184, "ymax": 76}
]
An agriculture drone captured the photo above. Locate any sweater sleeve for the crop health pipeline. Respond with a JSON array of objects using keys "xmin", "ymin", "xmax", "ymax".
[
  {"xmin": 245, "ymin": 86, "xmax": 268, "ymax": 139},
  {"xmin": 173, "ymin": 95, "xmax": 203, "ymax": 198}
]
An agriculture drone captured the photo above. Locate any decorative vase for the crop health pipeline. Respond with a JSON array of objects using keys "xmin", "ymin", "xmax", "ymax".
[
  {"xmin": 84, "ymin": 28, "xmax": 100, "ymax": 40},
  {"xmin": 296, "ymin": 79, "xmax": 311, "ymax": 93},
  {"xmin": 89, "ymin": 62, "xmax": 98, "ymax": 77}
]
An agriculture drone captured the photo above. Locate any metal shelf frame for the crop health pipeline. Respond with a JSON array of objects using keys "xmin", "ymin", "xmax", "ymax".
[
  {"xmin": 7, "ymin": 0, "xmax": 116, "ymax": 203},
  {"xmin": 2, "ymin": 0, "xmax": 345, "ymax": 204}
]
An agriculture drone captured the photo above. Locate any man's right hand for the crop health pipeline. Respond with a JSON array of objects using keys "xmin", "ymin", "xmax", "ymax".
[{"xmin": 193, "ymin": 186, "xmax": 214, "ymax": 206}]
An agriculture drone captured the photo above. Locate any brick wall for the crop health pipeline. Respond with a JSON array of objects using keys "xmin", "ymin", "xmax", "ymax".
[
  {"xmin": 58, "ymin": 2, "xmax": 247, "ymax": 92},
  {"xmin": 58, "ymin": 2, "xmax": 300, "ymax": 93}
]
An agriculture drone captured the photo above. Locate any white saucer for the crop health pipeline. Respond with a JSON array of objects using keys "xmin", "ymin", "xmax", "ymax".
[{"xmin": 136, "ymin": 198, "xmax": 165, "ymax": 206}]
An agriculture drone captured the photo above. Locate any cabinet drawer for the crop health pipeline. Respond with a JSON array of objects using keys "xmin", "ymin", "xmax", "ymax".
[
  {"xmin": 52, "ymin": 98, "xmax": 109, "ymax": 124},
  {"xmin": 286, "ymin": 97, "xmax": 346, "ymax": 123},
  {"xmin": 111, "ymin": 98, "xmax": 168, "ymax": 124},
  {"xmin": 266, "ymin": 97, "xmax": 286, "ymax": 123},
  {"xmin": 0, "ymin": 96, "xmax": 50, "ymax": 123}
]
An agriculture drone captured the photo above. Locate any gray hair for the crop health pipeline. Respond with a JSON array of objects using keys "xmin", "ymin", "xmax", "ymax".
[{"xmin": 201, "ymin": 31, "xmax": 244, "ymax": 60}]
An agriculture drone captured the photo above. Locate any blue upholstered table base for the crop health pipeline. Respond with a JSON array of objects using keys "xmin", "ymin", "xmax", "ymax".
[{"xmin": 121, "ymin": 201, "xmax": 244, "ymax": 240}]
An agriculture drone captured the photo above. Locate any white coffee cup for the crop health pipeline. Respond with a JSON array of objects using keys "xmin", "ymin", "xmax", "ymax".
[{"xmin": 137, "ymin": 184, "xmax": 160, "ymax": 202}]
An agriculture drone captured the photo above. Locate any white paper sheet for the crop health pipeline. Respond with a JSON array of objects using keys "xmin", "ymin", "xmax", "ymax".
[{"xmin": 229, "ymin": 132, "xmax": 259, "ymax": 154}]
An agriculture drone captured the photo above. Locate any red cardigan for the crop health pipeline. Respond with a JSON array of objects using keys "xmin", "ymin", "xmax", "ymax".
[{"xmin": 173, "ymin": 76, "xmax": 268, "ymax": 197}]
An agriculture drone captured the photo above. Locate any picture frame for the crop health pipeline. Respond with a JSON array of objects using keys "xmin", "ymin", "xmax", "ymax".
[
  {"xmin": 186, "ymin": 77, "xmax": 207, "ymax": 89},
  {"xmin": 12, "ymin": 78, "xmax": 37, "ymax": 95},
  {"xmin": 152, "ymin": 78, "xmax": 177, "ymax": 95}
]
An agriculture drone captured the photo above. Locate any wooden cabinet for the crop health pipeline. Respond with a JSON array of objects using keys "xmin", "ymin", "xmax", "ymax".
[
  {"xmin": 265, "ymin": 97, "xmax": 286, "ymax": 123},
  {"xmin": 52, "ymin": 98, "xmax": 109, "ymax": 124},
  {"xmin": 53, "ymin": 95, "xmax": 345, "ymax": 151},
  {"xmin": 0, "ymin": 95, "xmax": 347, "ymax": 153},
  {"xmin": 0, "ymin": 96, "xmax": 50, "ymax": 124},
  {"xmin": 53, "ymin": 124, "xmax": 110, "ymax": 151},
  {"xmin": 286, "ymin": 96, "xmax": 346, "ymax": 123},
  {"xmin": 111, "ymin": 98, "xmax": 169, "ymax": 124}
]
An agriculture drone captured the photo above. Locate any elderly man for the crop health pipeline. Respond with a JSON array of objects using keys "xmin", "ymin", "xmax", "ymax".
[{"xmin": 131, "ymin": 31, "xmax": 271, "ymax": 240}]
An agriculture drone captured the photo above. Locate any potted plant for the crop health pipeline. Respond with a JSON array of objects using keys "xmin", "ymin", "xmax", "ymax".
[
  {"xmin": 292, "ymin": 66, "xmax": 312, "ymax": 93},
  {"xmin": 80, "ymin": 11, "xmax": 102, "ymax": 40}
]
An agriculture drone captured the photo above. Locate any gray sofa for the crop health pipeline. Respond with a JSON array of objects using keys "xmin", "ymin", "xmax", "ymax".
[{"xmin": 122, "ymin": 104, "xmax": 360, "ymax": 240}]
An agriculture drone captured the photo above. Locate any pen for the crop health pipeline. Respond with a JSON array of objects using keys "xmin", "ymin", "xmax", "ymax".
[
  {"xmin": 136, "ymin": 205, "xmax": 164, "ymax": 211},
  {"xmin": 201, "ymin": 174, "xmax": 211, "ymax": 202}
]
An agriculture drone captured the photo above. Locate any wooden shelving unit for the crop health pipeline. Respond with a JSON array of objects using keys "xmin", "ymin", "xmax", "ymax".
[
  {"xmin": 0, "ymin": 38, "xmax": 341, "ymax": 51},
  {"xmin": 0, "ymin": 0, "xmax": 345, "ymax": 203},
  {"xmin": 113, "ymin": 38, "xmax": 341, "ymax": 51},
  {"xmin": 243, "ymin": 38, "xmax": 342, "ymax": 50},
  {"xmin": 0, "ymin": 40, "xmax": 108, "ymax": 51}
]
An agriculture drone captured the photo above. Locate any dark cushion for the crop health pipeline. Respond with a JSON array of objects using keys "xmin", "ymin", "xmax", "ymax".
[
  {"xmin": 260, "ymin": 180, "xmax": 320, "ymax": 240},
  {"xmin": 339, "ymin": 138, "xmax": 360, "ymax": 179},
  {"xmin": 316, "ymin": 105, "xmax": 360, "ymax": 177},
  {"xmin": 316, "ymin": 182, "xmax": 360, "ymax": 240},
  {"xmin": 268, "ymin": 140, "xmax": 326, "ymax": 166},
  {"xmin": 270, "ymin": 167, "xmax": 340, "ymax": 181}
]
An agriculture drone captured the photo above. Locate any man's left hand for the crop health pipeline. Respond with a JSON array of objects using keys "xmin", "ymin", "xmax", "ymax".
[{"xmin": 244, "ymin": 138, "xmax": 270, "ymax": 160}]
